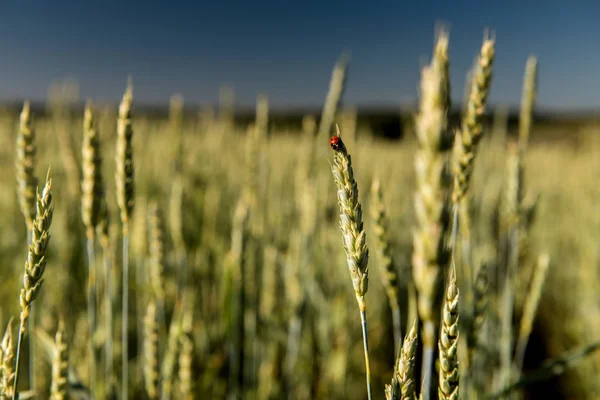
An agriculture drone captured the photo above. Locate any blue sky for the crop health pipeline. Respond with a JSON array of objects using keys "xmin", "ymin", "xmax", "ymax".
[{"xmin": 0, "ymin": 1, "xmax": 598, "ymax": 110}]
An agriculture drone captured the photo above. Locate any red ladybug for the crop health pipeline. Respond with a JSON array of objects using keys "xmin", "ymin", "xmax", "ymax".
[{"xmin": 330, "ymin": 135, "xmax": 344, "ymax": 152}]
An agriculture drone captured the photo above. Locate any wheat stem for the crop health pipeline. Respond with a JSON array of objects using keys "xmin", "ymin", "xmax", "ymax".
[
  {"xmin": 420, "ymin": 324, "xmax": 435, "ymax": 400},
  {"xmin": 86, "ymin": 239, "xmax": 97, "ymax": 399},
  {"xmin": 13, "ymin": 174, "xmax": 54, "ymax": 400},
  {"xmin": 121, "ymin": 231, "xmax": 129, "ymax": 400},
  {"xmin": 359, "ymin": 303, "xmax": 372, "ymax": 400},
  {"xmin": 391, "ymin": 307, "xmax": 402, "ymax": 356},
  {"xmin": 413, "ymin": 30, "xmax": 452, "ymax": 399}
]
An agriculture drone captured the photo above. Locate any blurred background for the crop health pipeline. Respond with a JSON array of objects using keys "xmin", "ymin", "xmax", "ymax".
[{"xmin": 0, "ymin": 1, "xmax": 598, "ymax": 399}]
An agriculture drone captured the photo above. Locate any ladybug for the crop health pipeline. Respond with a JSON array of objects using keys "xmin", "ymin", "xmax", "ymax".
[{"xmin": 330, "ymin": 135, "xmax": 344, "ymax": 152}]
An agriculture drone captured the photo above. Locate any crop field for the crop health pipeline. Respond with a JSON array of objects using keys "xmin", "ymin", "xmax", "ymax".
[{"xmin": 0, "ymin": 30, "xmax": 598, "ymax": 400}]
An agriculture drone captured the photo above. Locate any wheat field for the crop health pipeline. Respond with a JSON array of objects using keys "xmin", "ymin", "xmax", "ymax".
[{"xmin": 0, "ymin": 31, "xmax": 598, "ymax": 400}]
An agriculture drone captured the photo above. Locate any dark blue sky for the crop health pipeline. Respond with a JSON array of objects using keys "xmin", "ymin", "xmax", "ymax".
[{"xmin": 0, "ymin": 1, "xmax": 598, "ymax": 110}]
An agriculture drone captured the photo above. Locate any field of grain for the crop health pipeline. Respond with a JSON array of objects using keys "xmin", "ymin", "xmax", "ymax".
[{"xmin": 0, "ymin": 31, "xmax": 598, "ymax": 400}]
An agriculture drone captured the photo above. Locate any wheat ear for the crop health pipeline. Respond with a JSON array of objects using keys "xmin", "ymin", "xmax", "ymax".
[
  {"xmin": 467, "ymin": 262, "xmax": 489, "ymax": 363},
  {"xmin": 385, "ymin": 320, "xmax": 418, "ymax": 400},
  {"xmin": 318, "ymin": 55, "xmax": 348, "ymax": 139},
  {"xmin": 16, "ymin": 101, "xmax": 38, "ymax": 232},
  {"xmin": 438, "ymin": 266, "xmax": 460, "ymax": 400},
  {"xmin": 178, "ymin": 307, "xmax": 194, "ymax": 400},
  {"xmin": 452, "ymin": 38, "xmax": 496, "ymax": 204},
  {"xmin": 1, "ymin": 319, "xmax": 15, "ymax": 398},
  {"xmin": 148, "ymin": 201, "xmax": 167, "ymax": 338},
  {"xmin": 50, "ymin": 318, "xmax": 68, "ymax": 400},
  {"xmin": 144, "ymin": 302, "xmax": 159, "ymax": 400},
  {"xmin": 518, "ymin": 56, "xmax": 538, "ymax": 153}
]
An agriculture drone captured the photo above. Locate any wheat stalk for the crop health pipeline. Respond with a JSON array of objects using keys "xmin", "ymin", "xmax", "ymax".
[
  {"xmin": 82, "ymin": 101, "xmax": 104, "ymax": 398},
  {"xmin": 13, "ymin": 173, "xmax": 54, "ymax": 400},
  {"xmin": 412, "ymin": 30, "xmax": 452, "ymax": 399},
  {"xmin": 115, "ymin": 80, "xmax": 135, "ymax": 400},
  {"xmin": 329, "ymin": 128, "xmax": 371, "ymax": 400}
]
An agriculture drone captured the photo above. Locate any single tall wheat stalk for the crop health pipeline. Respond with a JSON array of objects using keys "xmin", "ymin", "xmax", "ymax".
[
  {"xmin": 412, "ymin": 30, "xmax": 452, "ymax": 400},
  {"xmin": 13, "ymin": 173, "xmax": 54, "ymax": 400},
  {"xmin": 115, "ymin": 80, "xmax": 135, "ymax": 400},
  {"xmin": 329, "ymin": 128, "xmax": 372, "ymax": 400},
  {"xmin": 82, "ymin": 101, "xmax": 104, "ymax": 398}
]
